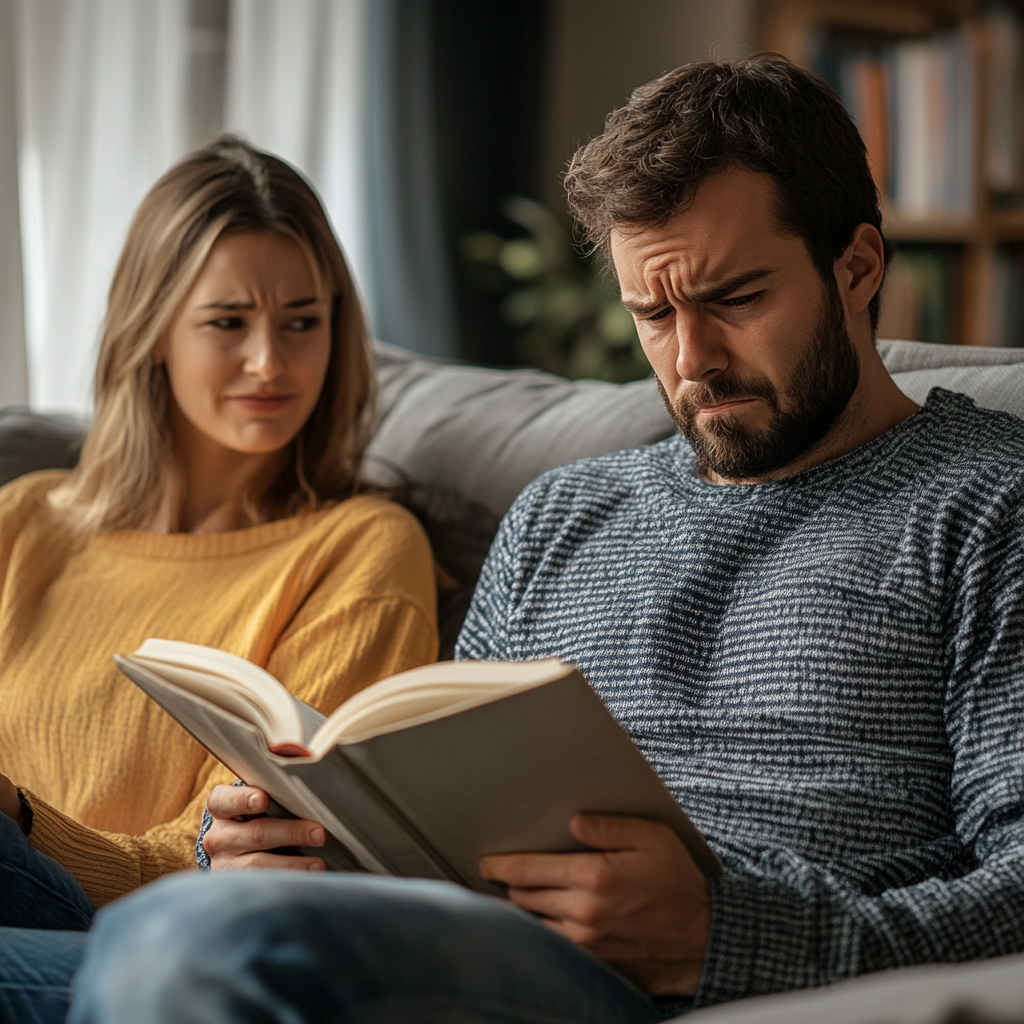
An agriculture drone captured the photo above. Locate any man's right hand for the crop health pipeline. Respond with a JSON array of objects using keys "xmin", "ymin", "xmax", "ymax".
[{"xmin": 203, "ymin": 784, "xmax": 327, "ymax": 871}]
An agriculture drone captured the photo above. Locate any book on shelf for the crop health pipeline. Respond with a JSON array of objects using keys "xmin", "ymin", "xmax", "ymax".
[
  {"xmin": 814, "ymin": 26, "xmax": 977, "ymax": 216},
  {"xmin": 991, "ymin": 247, "xmax": 1024, "ymax": 348},
  {"xmin": 115, "ymin": 639, "xmax": 722, "ymax": 893},
  {"xmin": 986, "ymin": 8, "xmax": 1024, "ymax": 198},
  {"xmin": 877, "ymin": 248, "xmax": 958, "ymax": 345}
]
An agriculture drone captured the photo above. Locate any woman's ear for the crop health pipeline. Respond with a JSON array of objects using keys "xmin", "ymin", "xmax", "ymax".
[
  {"xmin": 834, "ymin": 223, "xmax": 886, "ymax": 316},
  {"xmin": 152, "ymin": 339, "xmax": 166, "ymax": 366}
]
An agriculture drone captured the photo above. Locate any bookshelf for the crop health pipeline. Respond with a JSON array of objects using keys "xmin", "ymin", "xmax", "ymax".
[{"xmin": 758, "ymin": 0, "xmax": 1024, "ymax": 346}]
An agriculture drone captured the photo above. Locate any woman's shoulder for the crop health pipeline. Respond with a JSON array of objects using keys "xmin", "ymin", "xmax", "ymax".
[
  {"xmin": 315, "ymin": 493, "xmax": 428, "ymax": 544},
  {"xmin": 305, "ymin": 493, "xmax": 434, "ymax": 590},
  {"xmin": 0, "ymin": 470, "xmax": 71, "ymax": 527}
]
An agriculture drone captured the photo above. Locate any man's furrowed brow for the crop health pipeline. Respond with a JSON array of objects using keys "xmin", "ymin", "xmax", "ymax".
[
  {"xmin": 621, "ymin": 267, "xmax": 777, "ymax": 316},
  {"xmin": 621, "ymin": 297, "xmax": 666, "ymax": 317},
  {"xmin": 688, "ymin": 268, "xmax": 776, "ymax": 304}
]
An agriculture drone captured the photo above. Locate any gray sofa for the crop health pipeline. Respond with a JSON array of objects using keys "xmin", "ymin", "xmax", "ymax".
[
  {"xmin": 4, "ymin": 338, "xmax": 1024, "ymax": 1021},
  {"xmin": 4, "ymin": 338, "xmax": 1024, "ymax": 657}
]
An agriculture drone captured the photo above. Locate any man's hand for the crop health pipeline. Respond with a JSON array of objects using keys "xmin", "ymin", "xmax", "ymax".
[
  {"xmin": 0, "ymin": 772, "xmax": 25, "ymax": 831},
  {"xmin": 480, "ymin": 814, "xmax": 710, "ymax": 998},
  {"xmin": 203, "ymin": 784, "xmax": 327, "ymax": 871}
]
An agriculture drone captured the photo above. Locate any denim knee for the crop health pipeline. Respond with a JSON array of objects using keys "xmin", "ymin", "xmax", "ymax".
[{"xmin": 0, "ymin": 811, "xmax": 93, "ymax": 930}]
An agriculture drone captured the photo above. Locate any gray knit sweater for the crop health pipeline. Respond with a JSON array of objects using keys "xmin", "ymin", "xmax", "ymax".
[{"xmin": 455, "ymin": 388, "xmax": 1024, "ymax": 1008}]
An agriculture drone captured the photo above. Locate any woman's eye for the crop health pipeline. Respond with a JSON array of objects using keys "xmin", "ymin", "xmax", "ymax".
[
  {"xmin": 286, "ymin": 316, "xmax": 321, "ymax": 332},
  {"xmin": 207, "ymin": 316, "xmax": 244, "ymax": 330}
]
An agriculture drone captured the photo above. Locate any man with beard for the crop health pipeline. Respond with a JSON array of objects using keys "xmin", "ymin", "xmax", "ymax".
[{"xmin": 66, "ymin": 55, "xmax": 1024, "ymax": 1024}]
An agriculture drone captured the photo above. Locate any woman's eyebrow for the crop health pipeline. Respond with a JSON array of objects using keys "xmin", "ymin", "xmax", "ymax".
[
  {"xmin": 196, "ymin": 296, "xmax": 323, "ymax": 311},
  {"xmin": 198, "ymin": 300, "xmax": 254, "ymax": 311}
]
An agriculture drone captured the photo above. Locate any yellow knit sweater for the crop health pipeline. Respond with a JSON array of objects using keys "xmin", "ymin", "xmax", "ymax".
[{"xmin": 0, "ymin": 471, "xmax": 438, "ymax": 908}]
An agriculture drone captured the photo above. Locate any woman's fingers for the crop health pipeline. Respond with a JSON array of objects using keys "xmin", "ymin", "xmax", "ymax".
[{"xmin": 206, "ymin": 783, "xmax": 268, "ymax": 819}]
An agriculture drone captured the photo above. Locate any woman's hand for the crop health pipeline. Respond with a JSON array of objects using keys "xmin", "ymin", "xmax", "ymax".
[
  {"xmin": 203, "ymin": 784, "xmax": 327, "ymax": 871},
  {"xmin": 0, "ymin": 773, "xmax": 25, "ymax": 830}
]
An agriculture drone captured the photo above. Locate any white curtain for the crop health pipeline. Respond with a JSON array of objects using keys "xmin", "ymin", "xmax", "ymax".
[
  {"xmin": 14, "ymin": 0, "xmax": 191, "ymax": 414},
  {"xmin": 0, "ymin": 0, "xmax": 27, "ymax": 407},
  {"xmin": 225, "ymin": 0, "xmax": 371, "ymax": 310}
]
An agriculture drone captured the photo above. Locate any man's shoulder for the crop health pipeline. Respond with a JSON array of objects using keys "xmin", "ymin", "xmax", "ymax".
[
  {"xmin": 919, "ymin": 388, "xmax": 1024, "ymax": 483},
  {"xmin": 509, "ymin": 435, "xmax": 687, "ymax": 518}
]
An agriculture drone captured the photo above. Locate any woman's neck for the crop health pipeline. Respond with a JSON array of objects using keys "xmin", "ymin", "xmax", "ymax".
[{"xmin": 148, "ymin": 428, "xmax": 291, "ymax": 535}]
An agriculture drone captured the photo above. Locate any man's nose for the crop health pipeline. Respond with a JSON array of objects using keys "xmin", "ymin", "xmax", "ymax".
[{"xmin": 675, "ymin": 305, "xmax": 726, "ymax": 383}]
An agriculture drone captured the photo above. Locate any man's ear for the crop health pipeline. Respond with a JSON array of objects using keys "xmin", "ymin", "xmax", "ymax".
[{"xmin": 834, "ymin": 223, "xmax": 885, "ymax": 316}]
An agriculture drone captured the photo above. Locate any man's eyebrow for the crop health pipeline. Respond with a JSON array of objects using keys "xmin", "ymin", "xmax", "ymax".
[
  {"xmin": 689, "ymin": 268, "xmax": 775, "ymax": 304},
  {"xmin": 621, "ymin": 267, "xmax": 777, "ymax": 316}
]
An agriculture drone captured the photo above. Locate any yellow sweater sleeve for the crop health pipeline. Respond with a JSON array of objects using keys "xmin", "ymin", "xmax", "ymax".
[{"xmin": 17, "ymin": 498, "xmax": 439, "ymax": 909}]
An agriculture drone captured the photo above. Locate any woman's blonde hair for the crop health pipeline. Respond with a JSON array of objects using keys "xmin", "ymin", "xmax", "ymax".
[{"xmin": 50, "ymin": 135, "xmax": 376, "ymax": 532}]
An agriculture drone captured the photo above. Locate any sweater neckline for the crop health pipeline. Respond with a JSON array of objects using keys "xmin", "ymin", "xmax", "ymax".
[{"xmin": 86, "ymin": 501, "xmax": 348, "ymax": 559}]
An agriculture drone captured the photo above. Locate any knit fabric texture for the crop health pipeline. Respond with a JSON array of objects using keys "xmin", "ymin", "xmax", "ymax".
[
  {"xmin": 0, "ymin": 471, "xmax": 438, "ymax": 908},
  {"xmin": 456, "ymin": 388, "xmax": 1024, "ymax": 1008}
]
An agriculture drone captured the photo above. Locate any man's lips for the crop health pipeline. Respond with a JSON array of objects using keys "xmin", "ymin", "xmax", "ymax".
[{"xmin": 696, "ymin": 398, "xmax": 757, "ymax": 415}]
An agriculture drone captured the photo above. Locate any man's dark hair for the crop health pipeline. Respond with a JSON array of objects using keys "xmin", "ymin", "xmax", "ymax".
[{"xmin": 564, "ymin": 54, "xmax": 891, "ymax": 331}]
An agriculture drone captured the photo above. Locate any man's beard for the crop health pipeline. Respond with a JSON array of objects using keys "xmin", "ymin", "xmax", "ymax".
[{"xmin": 659, "ymin": 279, "xmax": 860, "ymax": 481}]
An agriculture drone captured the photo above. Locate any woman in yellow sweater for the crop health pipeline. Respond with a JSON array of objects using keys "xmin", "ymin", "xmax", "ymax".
[{"xmin": 0, "ymin": 137, "xmax": 437, "ymax": 925}]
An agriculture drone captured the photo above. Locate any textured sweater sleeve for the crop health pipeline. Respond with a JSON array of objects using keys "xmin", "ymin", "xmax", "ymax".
[
  {"xmin": 454, "ymin": 495, "xmax": 523, "ymax": 662},
  {"xmin": 693, "ymin": 480, "xmax": 1024, "ymax": 1007},
  {"xmin": 27, "ymin": 503, "xmax": 439, "ymax": 908},
  {"xmin": 23, "ymin": 761, "xmax": 234, "ymax": 908}
]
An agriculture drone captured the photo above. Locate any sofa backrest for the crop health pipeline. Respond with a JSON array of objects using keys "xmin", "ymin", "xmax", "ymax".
[
  {"xmin": 367, "ymin": 339, "xmax": 1024, "ymax": 521},
  {"xmin": 4, "ymin": 339, "xmax": 1024, "ymax": 654}
]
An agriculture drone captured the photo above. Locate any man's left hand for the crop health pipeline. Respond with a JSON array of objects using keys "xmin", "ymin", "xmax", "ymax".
[{"xmin": 479, "ymin": 813, "xmax": 710, "ymax": 998}]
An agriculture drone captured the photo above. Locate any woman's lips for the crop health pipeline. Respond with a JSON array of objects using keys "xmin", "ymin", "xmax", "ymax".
[{"xmin": 227, "ymin": 394, "xmax": 294, "ymax": 412}]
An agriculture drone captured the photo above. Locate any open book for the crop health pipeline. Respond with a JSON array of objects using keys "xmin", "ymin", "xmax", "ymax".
[{"xmin": 115, "ymin": 639, "xmax": 721, "ymax": 893}]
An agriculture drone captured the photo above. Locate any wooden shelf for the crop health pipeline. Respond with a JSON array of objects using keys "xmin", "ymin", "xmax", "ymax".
[
  {"xmin": 992, "ymin": 208, "xmax": 1024, "ymax": 241},
  {"xmin": 882, "ymin": 207, "xmax": 978, "ymax": 244}
]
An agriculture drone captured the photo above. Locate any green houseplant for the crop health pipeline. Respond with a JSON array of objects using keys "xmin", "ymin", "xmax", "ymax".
[{"xmin": 461, "ymin": 197, "xmax": 649, "ymax": 382}]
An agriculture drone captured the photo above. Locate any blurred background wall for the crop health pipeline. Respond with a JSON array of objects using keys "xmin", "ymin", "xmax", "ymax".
[{"xmin": 0, "ymin": 0, "xmax": 755, "ymax": 413}]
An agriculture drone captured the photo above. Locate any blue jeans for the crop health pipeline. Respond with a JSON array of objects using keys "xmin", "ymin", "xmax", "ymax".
[
  {"xmin": 0, "ymin": 809, "xmax": 93, "ymax": 1023},
  {"xmin": 69, "ymin": 872, "xmax": 674, "ymax": 1024}
]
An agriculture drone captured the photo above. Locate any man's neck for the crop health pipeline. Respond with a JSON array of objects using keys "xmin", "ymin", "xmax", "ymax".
[{"xmin": 707, "ymin": 347, "xmax": 920, "ymax": 486}]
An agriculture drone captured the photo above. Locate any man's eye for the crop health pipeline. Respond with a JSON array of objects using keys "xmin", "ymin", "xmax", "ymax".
[
  {"xmin": 286, "ymin": 316, "xmax": 321, "ymax": 332},
  {"xmin": 719, "ymin": 291, "xmax": 763, "ymax": 308},
  {"xmin": 647, "ymin": 307, "xmax": 673, "ymax": 322}
]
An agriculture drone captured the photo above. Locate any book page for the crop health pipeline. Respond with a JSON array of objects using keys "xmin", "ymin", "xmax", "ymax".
[
  {"xmin": 308, "ymin": 659, "xmax": 570, "ymax": 757},
  {"xmin": 128, "ymin": 639, "xmax": 306, "ymax": 750}
]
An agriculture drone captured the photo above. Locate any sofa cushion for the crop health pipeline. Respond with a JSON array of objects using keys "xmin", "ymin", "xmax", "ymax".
[
  {"xmin": 366, "ymin": 342, "xmax": 673, "ymax": 521},
  {"xmin": 0, "ymin": 407, "xmax": 84, "ymax": 488},
  {"xmin": 880, "ymin": 339, "xmax": 1024, "ymax": 416}
]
